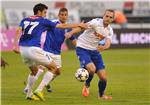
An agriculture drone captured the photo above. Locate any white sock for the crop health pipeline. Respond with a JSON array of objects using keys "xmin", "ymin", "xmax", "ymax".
[
  {"xmin": 36, "ymin": 71, "xmax": 54, "ymax": 92},
  {"xmin": 26, "ymin": 74, "xmax": 36, "ymax": 97},
  {"xmin": 34, "ymin": 68, "xmax": 44, "ymax": 81},
  {"xmin": 25, "ymin": 69, "xmax": 43, "ymax": 90},
  {"xmin": 24, "ymin": 74, "xmax": 33, "ymax": 90}
]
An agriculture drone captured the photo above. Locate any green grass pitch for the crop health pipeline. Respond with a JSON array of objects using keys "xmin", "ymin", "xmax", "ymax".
[{"xmin": 1, "ymin": 48, "xmax": 150, "ymax": 105}]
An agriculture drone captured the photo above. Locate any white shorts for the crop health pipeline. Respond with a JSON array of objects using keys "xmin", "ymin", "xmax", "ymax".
[
  {"xmin": 45, "ymin": 52, "xmax": 61, "ymax": 68},
  {"xmin": 19, "ymin": 46, "xmax": 53, "ymax": 67}
]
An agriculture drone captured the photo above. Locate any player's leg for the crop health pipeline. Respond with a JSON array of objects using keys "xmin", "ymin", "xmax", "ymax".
[
  {"xmin": 82, "ymin": 70, "xmax": 94, "ymax": 96},
  {"xmin": 34, "ymin": 61, "xmax": 57, "ymax": 101},
  {"xmin": 76, "ymin": 47, "xmax": 96, "ymax": 74},
  {"xmin": 24, "ymin": 63, "xmax": 40, "ymax": 100},
  {"xmin": 82, "ymin": 63, "xmax": 96, "ymax": 97},
  {"xmin": 45, "ymin": 84, "xmax": 52, "ymax": 92},
  {"xmin": 25, "ymin": 65, "xmax": 53, "ymax": 93},
  {"xmin": 76, "ymin": 47, "xmax": 96, "ymax": 97},
  {"xmin": 95, "ymin": 53, "xmax": 112, "ymax": 100},
  {"xmin": 35, "ymin": 66, "xmax": 45, "ymax": 80},
  {"xmin": 36, "ymin": 67, "xmax": 56, "ymax": 92},
  {"xmin": 85, "ymin": 70, "xmax": 94, "ymax": 88},
  {"xmin": 45, "ymin": 67, "xmax": 61, "ymax": 92},
  {"xmin": 19, "ymin": 46, "xmax": 40, "ymax": 100},
  {"xmin": 24, "ymin": 66, "xmax": 44, "ymax": 94},
  {"xmin": 31, "ymin": 50, "xmax": 58, "ymax": 101},
  {"xmin": 26, "ymin": 65, "xmax": 39, "ymax": 99},
  {"xmin": 22, "ymin": 64, "xmax": 40, "ymax": 100},
  {"xmin": 45, "ymin": 53, "xmax": 62, "ymax": 92},
  {"xmin": 20, "ymin": 47, "xmax": 57, "ymax": 101},
  {"xmin": 97, "ymin": 70, "xmax": 112, "ymax": 100}
]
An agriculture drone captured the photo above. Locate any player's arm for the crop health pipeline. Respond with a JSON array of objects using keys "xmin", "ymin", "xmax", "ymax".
[
  {"xmin": 56, "ymin": 21, "xmax": 87, "ymax": 29},
  {"xmin": 94, "ymin": 32, "xmax": 105, "ymax": 39},
  {"xmin": 98, "ymin": 27, "xmax": 114, "ymax": 52},
  {"xmin": 71, "ymin": 39, "xmax": 77, "ymax": 46},
  {"xmin": 13, "ymin": 27, "xmax": 22, "ymax": 54},
  {"xmin": 69, "ymin": 35, "xmax": 77, "ymax": 46},
  {"xmin": 97, "ymin": 38, "xmax": 111, "ymax": 52},
  {"xmin": 70, "ymin": 20, "xmax": 98, "ymax": 35},
  {"xmin": 44, "ymin": 19, "xmax": 87, "ymax": 30},
  {"xmin": 65, "ymin": 27, "xmax": 85, "ymax": 39}
]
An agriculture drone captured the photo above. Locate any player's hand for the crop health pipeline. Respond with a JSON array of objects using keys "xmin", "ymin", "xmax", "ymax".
[
  {"xmin": 1, "ymin": 58, "xmax": 9, "ymax": 69},
  {"xmin": 97, "ymin": 45, "xmax": 105, "ymax": 52},
  {"xmin": 65, "ymin": 32, "xmax": 72, "ymax": 39},
  {"xmin": 94, "ymin": 32, "xmax": 105, "ymax": 40},
  {"xmin": 13, "ymin": 45, "xmax": 20, "ymax": 54},
  {"xmin": 79, "ymin": 21, "xmax": 88, "ymax": 29}
]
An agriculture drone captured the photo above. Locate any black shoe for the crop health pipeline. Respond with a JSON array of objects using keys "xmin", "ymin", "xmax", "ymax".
[{"xmin": 45, "ymin": 84, "xmax": 52, "ymax": 92}]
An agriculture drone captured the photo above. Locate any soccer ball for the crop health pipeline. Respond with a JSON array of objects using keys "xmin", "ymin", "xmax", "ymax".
[{"xmin": 75, "ymin": 68, "xmax": 89, "ymax": 82}]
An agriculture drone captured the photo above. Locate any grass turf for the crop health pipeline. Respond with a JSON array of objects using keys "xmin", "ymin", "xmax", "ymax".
[{"xmin": 1, "ymin": 48, "xmax": 150, "ymax": 105}]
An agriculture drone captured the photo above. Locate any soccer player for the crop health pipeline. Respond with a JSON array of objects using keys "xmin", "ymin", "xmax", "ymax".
[
  {"xmin": 36, "ymin": 8, "xmax": 77, "ymax": 92},
  {"xmin": 24, "ymin": 7, "xmax": 77, "ymax": 93},
  {"xmin": 13, "ymin": 3, "xmax": 86, "ymax": 101},
  {"xmin": 65, "ymin": 9, "xmax": 115, "ymax": 100},
  {"xmin": 23, "ymin": 8, "xmax": 77, "ymax": 94}
]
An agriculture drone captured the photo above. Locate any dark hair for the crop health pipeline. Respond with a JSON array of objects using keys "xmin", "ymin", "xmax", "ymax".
[
  {"xmin": 105, "ymin": 9, "xmax": 115, "ymax": 18},
  {"xmin": 58, "ymin": 8, "xmax": 68, "ymax": 14},
  {"xmin": 33, "ymin": 3, "xmax": 48, "ymax": 15}
]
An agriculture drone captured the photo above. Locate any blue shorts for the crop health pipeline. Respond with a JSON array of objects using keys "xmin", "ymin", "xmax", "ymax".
[{"xmin": 76, "ymin": 47, "xmax": 105, "ymax": 72}]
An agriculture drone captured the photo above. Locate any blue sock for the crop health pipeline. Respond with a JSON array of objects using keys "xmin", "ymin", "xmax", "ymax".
[
  {"xmin": 85, "ymin": 73, "xmax": 94, "ymax": 87},
  {"xmin": 98, "ymin": 80, "xmax": 107, "ymax": 97}
]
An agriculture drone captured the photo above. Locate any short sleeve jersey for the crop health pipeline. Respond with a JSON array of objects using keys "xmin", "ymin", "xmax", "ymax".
[
  {"xmin": 77, "ymin": 18, "xmax": 113, "ymax": 50},
  {"xmin": 19, "ymin": 16, "xmax": 57, "ymax": 47},
  {"xmin": 43, "ymin": 19, "xmax": 75, "ymax": 54}
]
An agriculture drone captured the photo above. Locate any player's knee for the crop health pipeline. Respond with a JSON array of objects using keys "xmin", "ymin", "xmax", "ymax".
[
  {"xmin": 87, "ymin": 68, "xmax": 96, "ymax": 75},
  {"xmin": 100, "ymin": 76, "xmax": 107, "ymax": 81},
  {"xmin": 46, "ymin": 63, "xmax": 60, "ymax": 75},
  {"xmin": 88, "ymin": 65, "xmax": 96, "ymax": 74},
  {"xmin": 55, "ymin": 68, "xmax": 61, "ymax": 76},
  {"xmin": 31, "ymin": 70, "xmax": 37, "ymax": 76},
  {"xmin": 29, "ymin": 66, "xmax": 38, "ymax": 76},
  {"xmin": 47, "ymin": 62, "xmax": 57, "ymax": 70},
  {"xmin": 98, "ymin": 70, "xmax": 107, "ymax": 80},
  {"xmin": 89, "ymin": 70, "xmax": 95, "ymax": 75}
]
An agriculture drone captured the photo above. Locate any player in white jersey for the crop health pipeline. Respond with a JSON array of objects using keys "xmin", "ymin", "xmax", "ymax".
[{"xmin": 65, "ymin": 9, "xmax": 115, "ymax": 100}]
